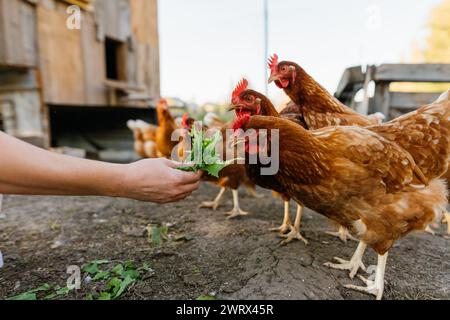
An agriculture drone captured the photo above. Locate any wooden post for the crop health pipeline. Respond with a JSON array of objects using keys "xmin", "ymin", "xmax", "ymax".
[
  {"xmin": 374, "ymin": 82, "xmax": 390, "ymax": 120},
  {"xmin": 358, "ymin": 65, "xmax": 374, "ymax": 115}
]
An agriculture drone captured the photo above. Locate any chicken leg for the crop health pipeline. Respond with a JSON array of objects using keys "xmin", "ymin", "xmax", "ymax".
[
  {"xmin": 424, "ymin": 225, "xmax": 436, "ymax": 235},
  {"xmin": 325, "ymin": 226, "xmax": 357, "ymax": 243},
  {"xmin": 199, "ymin": 187, "xmax": 226, "ymax": 211},
  {"xmin": 246, "ymin": 186, "xmax": 265, "ymax": 199},
  {"xmin": 445, "ymin": 212, "xmax": 450, "ymax": 235},
  {"xmin": 279, "ymin": 204, "xmax": 308, "ymax": 245},
  {"xmin": 344, "ymin": 252, "xmax": 388, "ymax": 300},
  {"xmin": 324, "ymin": 241, "xmax": 367, "ymax": 278},
  {"xmin": 270, "ymin": 201, "xmax": 292, "ymax": 234},
  {"xmin": 225, "ymin": 189, "xmax": 249, "ymax": 219}
]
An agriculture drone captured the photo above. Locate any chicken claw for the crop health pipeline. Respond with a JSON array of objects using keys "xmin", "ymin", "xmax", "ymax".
[
  {"xmin": 325, "ymin": 226, "xmax": 357, "ymax": 243},
  {"xmin": 278, "ymin": 204, "xmax": 307, "ymax": 245},
  {"xmin": 246, "ymin": 187, "xmax": 265, "ymax": 199},
  {"xmin": 225, "ymin": 189, "xmax": 249, "ymax": 219},
  {"xmin": 225, "ymin": 208, "xmax": 249, "ymax": 219},
  {"xmin": 269, "ymin": 201, "xmax": 292, "ymax": 234},
  {"xmin": 270, "ymin": 223, "xmax": 292, "ymax": 234},
  {"xmin": 424, "ymin": 225, "xmax": 436, "ymax": 235},
  {"xmin": 199, "ymin": 187, "xmax": 226, "ymax": 211},
  {"xmin": 279, "ymin": 228, "xmax": 308, "ymax": 245},
  {"xmin": 199, "ymin": 201, "xmax": 220, "ymax": 211},
  {"xmin": 343, "ymin": 252, "xmax": 388, "ymax": 300},
  {"xmin": 444, "ymin": 212, "xmax": 450, "ymax": 235},
  {"xmin": 324, "ymin": 241, "xmax": 367, "ymax": 278}
]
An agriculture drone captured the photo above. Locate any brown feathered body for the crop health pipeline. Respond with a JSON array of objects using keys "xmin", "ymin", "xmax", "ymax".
[
  {"xmin": 127, "ymin": 120, "xmax": 158, "ymax": 158},
  {"xmin": 368, "ymin": 102, "xmax": 450, "ymax": 181},
  {"xmin": 232, "ymin": 89, "xmax": 306, "ymax": 201},
  {"xmin": 156, "ymin": 101, "xmax": 179, "ymax": 159},
  {"xmin": 282, "ymin": 63, "xmax": 379, "ymax": 128},
  {"xmin": 240, "ymin": 116, "xmax": 448, "ymax": 254},
  {"xmin": 276, "ymin": 62, "xmax": 450, "ymax": 195},
  {"xmin": 279, "ymin": 101, "xmax": 309, "ymax": 128}
]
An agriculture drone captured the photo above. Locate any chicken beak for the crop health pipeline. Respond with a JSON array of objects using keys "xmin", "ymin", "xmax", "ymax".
[
  {"xmin": 268, "ymin": 74, "xmax": 279, "ymax": 84},
  {"xmin": 228, "ymin": 104, "xmax": 245, "ymax": 112}
]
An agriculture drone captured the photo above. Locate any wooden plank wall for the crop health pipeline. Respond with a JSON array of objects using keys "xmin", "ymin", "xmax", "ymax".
[
  {"xmin": 81, "ymin": 12, "xmax": 107, "ymax": 105},
  {"xmin": 0, "ymin": 0, "xmax": 38, "ymax": 67},
  {"xmin": 129, "ymin": 0, "xmax": 160, "ymax": 99},
  {"xmin": 37, "ymin": 2, "xmax": 86, "ymax": 104},
  {"xmin": 94, "ymin": 0, "xmax": 131, "ymax": 42},
  {"xmin": 1, "ymin": 0, "xmax": 160, "ymax": 106}
]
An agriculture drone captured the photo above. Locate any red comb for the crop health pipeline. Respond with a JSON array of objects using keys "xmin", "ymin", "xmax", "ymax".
[
  {"xmin": 181, "ymin": 113, "xmax": 188, "ymax": 127},
  {"xmin": 232, "ymin": 79, "xmax": 248, "ymax": 104},
  {"xmin": 268, "ymin": 54, "xmax": 279, "ymax": 72}
]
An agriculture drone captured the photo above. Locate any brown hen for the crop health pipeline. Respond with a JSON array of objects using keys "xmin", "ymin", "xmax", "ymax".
[
  {"xmin": 269, "ymin": 55, "xmax": 450, "ymax": 235},
  {"xmin": 233, "ymin": 114, "xmax": 448, "ymax": 300}
]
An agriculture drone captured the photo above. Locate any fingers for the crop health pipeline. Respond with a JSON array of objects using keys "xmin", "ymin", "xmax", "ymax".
[
  {"xmin": 162, "ymin": 180, "xmax": 200, "ymax": 203},
  {"xmin": 174, "ymin": 169, "xmax": 203, "ymax": 185},
  {"xmin": 171, "ymin": 191, "xmax": 194, "ymax": 202},
  {"xmin": 177, "ymin": 180, "xmax": 201, "ymax": 194},
  {"xmin": 164, "ymin": 158, "xmax": 183, "ymax": 168},
  {"xmin": 159, "ymin": 189, "xmax": 197, "ymax": 204}
]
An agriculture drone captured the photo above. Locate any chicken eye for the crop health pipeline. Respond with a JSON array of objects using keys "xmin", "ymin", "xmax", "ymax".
[{"xmin": 246, "ymin": 96, "xmax": 252, "ymax": 102}]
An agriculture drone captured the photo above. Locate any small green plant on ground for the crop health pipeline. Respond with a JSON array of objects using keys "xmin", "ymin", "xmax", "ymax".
[
  {"xmin": 7, "ymin": 259, "xmax": 153, "ymax": 300},
  {"xmin": 6, "ymin": 283, "xmax": 74, "ymax": 301},
  {"xmin": 82, "ymin": 260, "xmax": 152, "ymax": 300}
]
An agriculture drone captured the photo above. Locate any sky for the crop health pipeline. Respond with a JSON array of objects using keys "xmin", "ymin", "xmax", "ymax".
[{"xmin": 158, "ymin": 0, "xmax": 442, "ymax": 106}]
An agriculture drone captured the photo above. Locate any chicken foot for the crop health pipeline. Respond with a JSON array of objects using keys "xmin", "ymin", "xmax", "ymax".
[
  {"xmin": 324, "ymin": 241, "xmax": 367, "ymax": 278},
  {"xmin": 445, "ymin": 212, "xmax": 450, "ymax": 235},
  {"xmin": 325, "ymin": 226, "xmax": 357, "ymax": 243},
  {"xmin": 424, "ymin": 225, "xmax": 436, "ymax": 235},
  {"xmin": 225, "ymin": 189, "xmax": 249, "ymax": 219},
  {"xmin": 246, "ymin": 186, "xmax": 265, "ymax": 199},
  {"xmin": 270, "ymin": 201, "xmax": 292, "ymax": 234},
  {"xmin": 344, "ymin": 251, "xmax": 388, "ymax": 300},
  {"xmin": 199, "ymin": 187, "xmax": 226, "ymax": 211},
  {"xmin": 279, "ymin": 204, "xmax": 308, "ymax": 245}
]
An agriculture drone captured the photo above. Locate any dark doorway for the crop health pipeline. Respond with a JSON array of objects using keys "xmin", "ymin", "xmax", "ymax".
[{"xmin": 105, "ymin": 37, "xmax": 126, "ymax": 81}]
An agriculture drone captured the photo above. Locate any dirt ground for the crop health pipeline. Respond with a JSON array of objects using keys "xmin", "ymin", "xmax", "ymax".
[{"xmin": 0, "ymin": 184, "xmax": 449, "ymax": 300}]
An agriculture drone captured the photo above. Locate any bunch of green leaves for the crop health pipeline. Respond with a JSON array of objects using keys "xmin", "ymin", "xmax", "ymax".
[
  {"xmin": 82, "ymin": 260, "xmax": 152, "ymax": 300},
  {"xmin": 178, "ymin": 126, "xmax": 235, "ymax": 178},
  {"xmin": 6, "ymin": 260, "xmax": 152, "ymax": 301},
  {"xmin": 7, "ymin": 283, "xmax": 73, "ymax": 301}
]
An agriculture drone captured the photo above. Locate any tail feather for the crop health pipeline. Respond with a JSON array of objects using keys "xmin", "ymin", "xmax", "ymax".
[
  {"xmin": 127, "ymin": 119, "xmax": 151, "ymax": 131},
  {"xmin": 127, "ymin": 120, "xmax": 138, "ymax": 130},
  {"xmin": 434, "ymin": 89, "xmax": 450, "ymax": 103},
  {"xmin": 367, "ymin": 112, "xmax": 385, "ymax": 124}
]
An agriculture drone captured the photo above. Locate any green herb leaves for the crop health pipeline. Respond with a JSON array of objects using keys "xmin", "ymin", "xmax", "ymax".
[{"xmin": 178, "ymin": 127, "xmax": 234, "ymax": 178}]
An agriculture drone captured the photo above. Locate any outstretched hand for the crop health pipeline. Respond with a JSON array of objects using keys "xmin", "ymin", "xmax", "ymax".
[{"xmin": 118, "ymin": 158, "xmax": 202, "ymax": 203}]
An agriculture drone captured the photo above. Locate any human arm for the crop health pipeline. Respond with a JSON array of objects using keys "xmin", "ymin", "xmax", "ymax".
[{"xmin": 0, "ymin": 131, "xmax": 201, "ymax": 203}]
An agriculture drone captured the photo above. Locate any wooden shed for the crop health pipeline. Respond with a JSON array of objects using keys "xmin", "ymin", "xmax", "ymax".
[
  {"xmin": 335, "ymin": 64, "xmax": 450, "ymax": 120},
  {"xmin": 0, "ymin": 0, "xmax": 160, "ymax": 158}
]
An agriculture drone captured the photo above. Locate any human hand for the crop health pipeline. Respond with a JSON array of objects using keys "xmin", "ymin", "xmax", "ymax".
[{"xmin": 117, "ymin": 158, "xmax": 202, "ymax": 203}]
